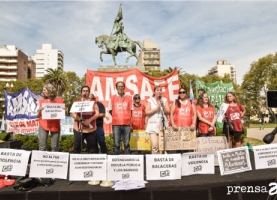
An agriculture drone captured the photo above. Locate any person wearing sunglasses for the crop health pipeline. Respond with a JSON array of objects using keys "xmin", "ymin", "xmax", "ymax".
[
  {"xmin": 170, "ymin": 87, "xmax": 197, "ymax": 131},
  {"xmin": 196, "ymin": 93, "xmax": 216, "ymax": 137},
  {"xmin": 131, "ymin": 94, "xmax": 146, "ymax": 131}
]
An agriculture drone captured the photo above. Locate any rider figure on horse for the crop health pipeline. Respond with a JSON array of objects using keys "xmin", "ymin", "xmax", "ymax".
[{"xmin": 112, "ymin": 17, "xmax": 129, "ymax": 50}]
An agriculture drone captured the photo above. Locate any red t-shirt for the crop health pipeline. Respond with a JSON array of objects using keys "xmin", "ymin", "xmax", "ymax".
[
  {"xmin": 39, "ymin": 98, "xmax": 64, "ymax": 132},
  {"xmin": 131, "ymin": 104, "xmax": 145, "ymax": 130},
  {"xmin": 196, "ymin": 105, "xmax": 215, "ymax": 134}
]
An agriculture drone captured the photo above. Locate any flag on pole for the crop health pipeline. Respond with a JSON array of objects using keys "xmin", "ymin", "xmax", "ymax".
[
  {"xmin": 190, "ymin": 81, "xmax": 194, "ymax": 101},
  {"xmin": 1, "ymin": 114, "xmax": 5, "ymax": 132}
]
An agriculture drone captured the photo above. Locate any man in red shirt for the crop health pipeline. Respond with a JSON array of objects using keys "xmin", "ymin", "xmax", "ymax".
[{"xmin": 108, "ymin": 81, "xmax": 132, "ymax": 155}]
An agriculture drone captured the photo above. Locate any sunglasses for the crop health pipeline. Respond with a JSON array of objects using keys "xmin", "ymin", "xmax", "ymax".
[
  {"xmin": 179, "ymin": 91, "xmax": 186, "ymax": 94},
  {"xmin": 134, "ymin": 97, "xmax": 140, "ymax": 100}
]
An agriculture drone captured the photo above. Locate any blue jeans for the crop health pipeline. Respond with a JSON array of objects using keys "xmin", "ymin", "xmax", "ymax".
[
  {"xmin": 38, "ymin": 126, "xmax": 60, "ymax": 152},
  {"xmin": 112, "ymin": 125, "xmax": 130, "ymax": 155},
  {"xmin": 95, "ymin": 127, "xmax": 107, "ymax": 154}
]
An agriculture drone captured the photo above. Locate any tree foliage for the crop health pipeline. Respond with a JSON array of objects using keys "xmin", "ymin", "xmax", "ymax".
[{"xmin": 42, "ymin": 68, "xmax": 66, "ymax": 96}]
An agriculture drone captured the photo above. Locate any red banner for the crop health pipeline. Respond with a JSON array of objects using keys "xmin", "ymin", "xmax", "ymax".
[{"xmin": 86, "ymin": 68, "xmax": 180, "ymax": 133}]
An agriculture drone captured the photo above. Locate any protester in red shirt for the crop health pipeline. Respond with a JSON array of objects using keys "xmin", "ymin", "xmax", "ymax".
[
  {"xmin": 131, "ymin": 94, "xmax": 146, "ymax": 131},
  {"xmin": 37, "ymin": 83, "xmax": 66, "ymax": 152},
  {"xmin": 196, "ymin": 93, "xmax": 216, "ymax": 137}
]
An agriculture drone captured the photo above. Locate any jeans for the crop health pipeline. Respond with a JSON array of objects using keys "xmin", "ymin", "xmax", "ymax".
[
  {"xmin": 38, "ymin": 126, "xmax": 60, "ymax": 152},
  {"xmin": 112, "ymin": 125, "xmax": 130, "ymax": 155},
  {"xmin": 259, "ymin": 123, "xmax": 263, "ymax": 130},
  {"xmin": 95, "ymin": 127, "xmax": 107, "ymax": 154},
  {"xmin": 73, "ymin": 129, "xmax": 97, "ymax": 154}
]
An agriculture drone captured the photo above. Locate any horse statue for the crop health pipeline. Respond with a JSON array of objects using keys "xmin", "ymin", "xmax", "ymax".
[{"xmin": 95, "ymin": 34, "xmax": 144, "ymax": 66}]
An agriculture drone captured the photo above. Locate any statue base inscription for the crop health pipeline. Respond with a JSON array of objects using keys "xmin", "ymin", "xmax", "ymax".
[{"xmin": 97, "ymin": 65, "xmax": 147, "ymax": 73}]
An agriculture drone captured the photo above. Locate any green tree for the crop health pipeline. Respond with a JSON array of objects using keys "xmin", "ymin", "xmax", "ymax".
[
  {"xmin": 26, "ymin": 78, "xmax": 44, "ymax": 94},
  {"xmin": 43, "ymin": 68, "xmax": 66, "ymax": 96},
  {"xmin": 241, "ymin": 52, "xmax": 277, "ymax": 122}
]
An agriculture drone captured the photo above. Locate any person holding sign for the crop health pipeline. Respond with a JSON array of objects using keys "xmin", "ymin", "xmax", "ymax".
[
  {"xmin": 145, "ymin": 86, "xmax": 170, "ymax": 154},
  {"xmin": 108, "ymin": 81, "xmax": 133, "ymax": 155},
  {"xmin": 89, "ymin": 94, "xmax": 107, "ymax": 154},
  {"xmin": 71, "ymin": 86, "xmax": 99, "ymax": 153},
  {"xmin": 196, "ymin": 93, "xmax": 216, "ymax": 136},
  {"xmin": 131, "ymin": 94, "xmax": 146, "ymax": 131},
  {"xmin": 37, "ymin": 83, "xmax": 65, "ymax": 152},
  {"xmin": 223, "ymin": 92, "xmax": 246, "ymax": 148},
  {"xmin": 170, "ymin": 87, "xmax": 196, "ymax": 131}
]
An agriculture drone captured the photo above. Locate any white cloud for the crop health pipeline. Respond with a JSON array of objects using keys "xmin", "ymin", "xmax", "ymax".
[{"xmin": 1, "ymin": 1, "xmax": 277, "ymax": 84}]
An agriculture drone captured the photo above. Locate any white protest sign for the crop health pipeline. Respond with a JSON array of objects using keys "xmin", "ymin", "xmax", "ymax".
[
  {"xmin": 216, "ymin": 103, "xmax": 229, "ymax": 122},
  {"xmin": 69, "ymin": 154, "xmax": 107, "ymax": 181},
  {"xmin": 146, "ymin": 154, "xmax": 181, "ymax": 180},
  {"xmin": 107, "ymin": 155, "xmax": 144, "ymax": 181},
  {"xmin": 181, "ymin": 152, "xmax": 214, "ymax": 176},
  {"xmin": 196, "ymin": 136, "xmax": 228, "ymax": 166},
  {"xmin": 70, "ymin": 101, "xmax": 94, "ymax": 113},
  {"xmin": 41, "ymin": 103, "xmax": 65, "ymax": 120},
  {"xmin": 253, "ymin": 144, "xmax": 277, "ymax": 170},
  {"xmin": 217, "ymin": 146, "xmax": 252, "ymax": 176},
  {"xmin": 0, "ymin": 149, "xmax": 31, "ymax": 176},
  {"xmin": 29, "ymin": 151, "xmax": 69, "ymax": 179}
]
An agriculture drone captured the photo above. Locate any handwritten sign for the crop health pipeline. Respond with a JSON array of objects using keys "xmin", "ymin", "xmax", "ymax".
[
  {"xmin": 196, "ymin": 136, "xmax": 228, "ymax": 166},
  {"xmin": 130, "ymin": 130, "xmax": 151, "ymax": 151},
  {"xmin": 216, "ymin": 103, "xmax": 229, "ymax": 122},
  {"xmin": 29, "ymin": 151, "xmax": 69, "ymax": 179},
  {"xmin": 70, "ymin": 101, "xmax": 94, "ymax": 113},
  {"xmin": 159, "ymin": 127, "xmax": 197, "ymax": 151},
  {"xmin": 108, "ymin": 155, "xmax": 144, "ymax": 181},
  {"xmin": 69, "ymin": 154, "xmax": 107, "ymax": 181},
  {"xmin": 146, "ymin": 154, "xmax": 181, "ymax": 180},
  {"xmin": 217, "ymin": 146, "xmax": 252, "ymax": 175},
  {"xmin": 42, "ymin": 103, "xmax": 65, "ymax": 120},
  {"xmin": 253, "ymin": 144, "xmax": 277, "ymax": 170},
  {"xmin": 0, "ymin": 149, "xmax": 31, "ymax": 176},
  {"xmin": 181, "ymin": 152, "xmax": 214, "ymax": 176}
]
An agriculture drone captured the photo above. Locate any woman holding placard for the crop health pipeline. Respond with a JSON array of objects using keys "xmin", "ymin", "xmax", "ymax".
[
  {"xmin": 37, "ymin": 83, "xmax": 65, "ymax": 152},
  {"xmin": 196, "ymin": 93, "xmax": 216, "ymax": 137},
  {"xmin": 223, "ymin": 92, "xmax": 246, "ymax": 148}
]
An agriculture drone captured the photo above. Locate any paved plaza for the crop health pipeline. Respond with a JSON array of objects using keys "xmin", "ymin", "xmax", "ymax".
[{"xmin": 247, "ymin": 127, "xmax": 277, "ymax": 144}]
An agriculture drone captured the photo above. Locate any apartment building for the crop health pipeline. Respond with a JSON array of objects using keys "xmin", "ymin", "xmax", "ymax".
[
  {"xmin": 208, "ymin": 60, "xmax": 237, "ymax": 83},
  {"xmin": 138, "ymin": 40, "xmax": 161, "ymax": 71},
  {"xmin": 32, "ymin": 44, "xmax": 64, "ymax": 78},
  {"xmin": 0, "ymin": 45, "xmax": 29, "ymax": 82}
]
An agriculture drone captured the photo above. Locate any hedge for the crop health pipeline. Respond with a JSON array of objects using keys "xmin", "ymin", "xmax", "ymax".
[{"xmin": 0, "ymin": 127, "xmax": 247, "ymax": 152}]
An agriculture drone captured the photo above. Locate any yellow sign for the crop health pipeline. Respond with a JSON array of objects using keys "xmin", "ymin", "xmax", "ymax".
[{"xmin": 130, "ymin": 130, "xmax": 151, "ymax": 151}]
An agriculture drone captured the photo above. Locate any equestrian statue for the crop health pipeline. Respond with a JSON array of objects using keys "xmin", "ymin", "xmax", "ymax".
[{"xmin": 95, "ymin": 4, "xmax": 144, "ymax": 66}]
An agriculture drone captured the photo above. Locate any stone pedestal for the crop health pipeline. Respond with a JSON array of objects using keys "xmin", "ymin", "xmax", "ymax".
[{"xmin": 97, "ymin": 65, "xmax": 147, "ymax": 73}]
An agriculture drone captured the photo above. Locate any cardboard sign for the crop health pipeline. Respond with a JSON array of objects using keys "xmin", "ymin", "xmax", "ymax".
[
  {"xmin": 69, "ymin": 154, "xmax": 107, "ymax": 181},
  {"xmin": 196, "ymin": 136, "xmax": 228, "ymax": 166},
  {"xmin": 70, "ymin": 101, "xmax": 94, "ymax": 113},
  {"xmin": 253, "ymin": 144, "xmax": 277, "ymax": 170},
  {"xmin": 107, "ymin": 155, "xmax": 144, "ymax": 181},
  {"xmin": 0, "ymin": 149, "xmax": 31, "ymax": 176},
  {"xmin": 29, "ymin": 151, "xmax": 69, "ymax": 179},
  {"xmin": 217, "ymin": 146, "xmax": 252, "ymax": 176},
  {"xmin": 42, "ymin": 103, "xmax": 65, "ymax": 120},
  {"xmin": 146, "ymin": 154, "xmax": 181, "ymax": 180},
  {"xmin": 130, "ymin": 130, "xmax": 151, "ymax": 151},
  {"xmin": 181, "ymin": 152, "xmax": 214, "ymax": 176},
  {"xmin": 159, "ymin": 127, "xmax": 197, "ymax": 151}
]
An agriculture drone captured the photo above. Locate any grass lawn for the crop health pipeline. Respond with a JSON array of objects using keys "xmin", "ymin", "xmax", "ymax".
[
  {"xmin": 242, "ymin": 137, "xmax": 264, "ymax": 147},
  {"xmin": 249, "ymin": 123, "xmax": 277, "ymax": 128}
]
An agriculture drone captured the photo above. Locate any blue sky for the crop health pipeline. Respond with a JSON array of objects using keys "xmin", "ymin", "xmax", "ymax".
[{"xmin": 1, "ymin": 1, "xmax": 277, "ymax": 84}]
